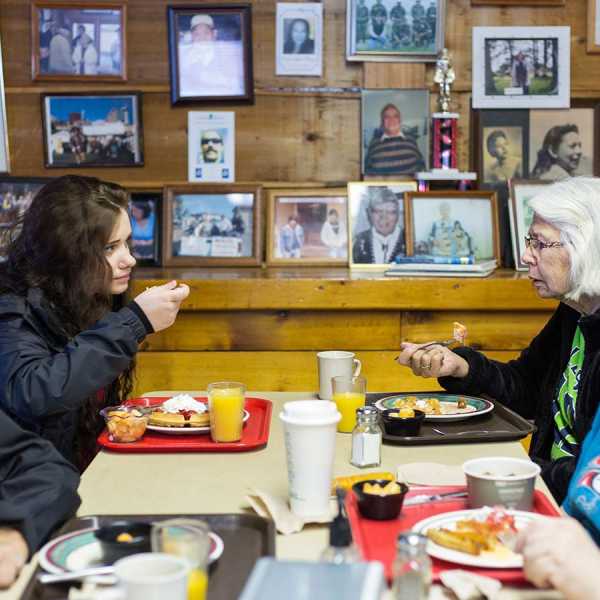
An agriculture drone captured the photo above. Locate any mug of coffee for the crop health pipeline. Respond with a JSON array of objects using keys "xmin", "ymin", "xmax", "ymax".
[{"xmin": 317, "ymin": 350, "xmax": 362, "ymax": 400}]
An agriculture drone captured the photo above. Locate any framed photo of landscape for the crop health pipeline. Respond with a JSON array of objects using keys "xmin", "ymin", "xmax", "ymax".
[
  {"xmin": 162, "ymin": 185, "xmax": 262, "ymax": 267},
  {"xmin": 41, "ymin": 92, "xmax": 143, "ymax": 168},
  {"xmin": 31, "ymin": 1, "xmax": 127, "ymax": 81},
  {"xmin": 266, "ymin": 188, "xmax": 348, "ymax": 266},
  {"xmin": 405, "ymin": 191, "xmax": 500, "ymax": 261},
  {"xmin": 472, "ymin": 26, "xmax": 570, "ymax": 109},
  {"xmin": 346, "ymin": 0, "xmax": 445, "ymax": 62}
]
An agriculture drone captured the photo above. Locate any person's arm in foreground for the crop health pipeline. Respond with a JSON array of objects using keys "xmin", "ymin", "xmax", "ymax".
[
  {"xmin": 516, "ymin": 516, "xmax": 600, "ymax": 600},
  {"xmin": 0, "ymin": 410, "xmax": 81, "ymax": 587}
]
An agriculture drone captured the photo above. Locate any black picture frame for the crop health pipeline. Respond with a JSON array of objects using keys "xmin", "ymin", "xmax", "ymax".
[
  {"xmin": 129, "ymin": 190, "xmax": 162, "ymax": 267},
  {"xmin": 41, "ymin": 92, "xmax": 144, "ymax": 168},
  {"xmin": 167, "ymin": 4, "xmax": 254, "ymax": 106}
]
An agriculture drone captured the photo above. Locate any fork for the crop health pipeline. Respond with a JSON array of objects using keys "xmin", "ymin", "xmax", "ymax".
[
  {"xmin": 415, "ymin": 339, "xmax": 456, "ymax": 352},
  {"xmin": 432, "ymin": 428, "xmax": 512, "ymax": 436}
]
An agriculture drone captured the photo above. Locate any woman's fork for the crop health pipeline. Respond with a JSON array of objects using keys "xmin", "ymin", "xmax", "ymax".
[{"xmin": 416, "ymin": 339, "xmax": 456, "ymax": 352}]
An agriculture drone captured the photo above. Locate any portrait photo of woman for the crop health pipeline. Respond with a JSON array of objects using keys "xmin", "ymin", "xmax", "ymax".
[{"xmin": 283, "ymin": 18, "xmax": 315, "ymax": 54}]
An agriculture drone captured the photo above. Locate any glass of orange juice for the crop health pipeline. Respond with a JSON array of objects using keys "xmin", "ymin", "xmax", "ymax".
[
  {"xmin": 331, "ymin": 375, "xmax": 366, "ymax": 433},
  {"xmin": 207, "ymin": 381, "xmax": 245, "ymax": 442}
]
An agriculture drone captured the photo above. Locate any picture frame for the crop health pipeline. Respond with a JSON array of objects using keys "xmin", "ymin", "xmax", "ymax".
[
  {"xmin": 508, "ymin": 180, "xmax": 552, "ymax": 271},
  {"xmin": 588, "ymin": 0, "xmax": 600, "ymax": 53},
  {"xmin": 361, "ymin": 88, "xmax": 430, "ymax": 176},
  {"xmin": 346, "ymin": 0, "xmax": 446, "ymax": 62},
  {"xmin": 276, "ymin": 2, "xmax": 323, "ymax": 76},
  {"xmin": 472, "ymin": 26, "xmax": 570, "ymax": 109},
  {"xmin": 31, "ymin": 1, "xmax": 127, "ymax": 81},
  {"xmin": 0, "ymin": 177, "xmax": 52, "ymax": 237},
  {"xmin": 348, "ymin": 180, "xmax": 417, "ymax": 269},
  {"xmin": 472, "ymin": 0, "xmax": 564, "ymax": 4},
  {"xmin": 129, "ymin": 190, "xmax": 162, "ymax": 267},
  {"xmin": 41, "ymin": 92, "xmax": 144, "ymax": 168},
  {"xmin": 167, "ymin": 4, "xmax": 254, "ymax": 105},
  {"xmin": 266, "ymin": 188, "xmax": 348, "ymax": 266},
  {"xmin": 162, "ymin": 185, "xmax": 262, "ymax": 267},
  {"xmin": 405, "ymin": 191, "xmax": 500, "ymax": 262},
  {"xmin": 0, "ymin": 37, "xmax": 9, "ymax": 174}
]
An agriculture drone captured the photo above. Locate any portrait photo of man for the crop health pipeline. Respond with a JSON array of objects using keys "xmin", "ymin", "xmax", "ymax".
[
  {"xmin": 199, "ymin": 129, "xmax": 225, "ymax": 164},
  {"xmin": 362, "ymin": 89, "xmax": 429, "ymax": 176}
]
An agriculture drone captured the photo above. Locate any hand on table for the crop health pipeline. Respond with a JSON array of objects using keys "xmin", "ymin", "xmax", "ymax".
[
  {"xmin": 395, "ymin": 342, "xmax": 469, "ymax": 379},
  {"xmin": 134, "ymin": 280, "xmax": 190, "ymax": 333},
  {"xmin": 516, "ymin": 516, "xmax": 600, "ymax": 600},
  {"xmin": 0, "ymin": 528, "xmax": 28, "ymax": 588}
]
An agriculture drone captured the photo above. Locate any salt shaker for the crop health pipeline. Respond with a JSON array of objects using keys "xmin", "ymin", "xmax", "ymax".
[
  {"xmin": 350, "ymin": 406, "xmax": 382, "ymax": 468},
  {"xmin": 392, "ymin": 532, "xmax": 432, "ymax": 600}
]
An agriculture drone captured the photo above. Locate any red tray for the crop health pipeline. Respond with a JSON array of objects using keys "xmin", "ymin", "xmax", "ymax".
[
  {"xmin": 347, "ymin": 485, "xmax": 561, "ymax": 585},
  {"xmin": 97, "ymin": 396, "xmax": 272, "ymax": 453}
]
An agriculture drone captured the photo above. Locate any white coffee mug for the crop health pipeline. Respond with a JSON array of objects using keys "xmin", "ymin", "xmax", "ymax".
[{"xmin": 317, "ymin": 350, "xmax": 362, "ymax": 400}]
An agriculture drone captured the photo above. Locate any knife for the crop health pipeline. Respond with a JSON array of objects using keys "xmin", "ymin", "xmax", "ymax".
[{"xmin": 403, "ymin": 490, "xmax": 467, "ymax": 506}]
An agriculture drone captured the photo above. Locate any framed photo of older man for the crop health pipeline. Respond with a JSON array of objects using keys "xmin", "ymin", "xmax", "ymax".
[
  {"xmin": 348, "ymin": 180, "xmax": 417, "ymax": 269},
  {"xmin": 472, "ymin": 26, "xmax": 570, "ymax": 109},
  {"xmin": 167, "ymin": 4, "xmax": 254, "ymax": 105},
  {"xmin": 361, "ymin": 89, "xmax": 430, "ymax": 177},
  {"xmin": 406, "ymin": 191, "xmax": 500, "ymax": 261},
  {"xmin": 31, "ymin": 2, "xmax": 127, "ymax": 81}
]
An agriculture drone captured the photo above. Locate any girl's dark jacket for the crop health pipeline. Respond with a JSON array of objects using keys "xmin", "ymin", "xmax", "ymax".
[
  {"xmin": 439, "ymin": 302, "xmax": 600, "ymax": 503},
  {"xmin": 0, "ymin": 288, "xmax": 149, "ymax": 466}
]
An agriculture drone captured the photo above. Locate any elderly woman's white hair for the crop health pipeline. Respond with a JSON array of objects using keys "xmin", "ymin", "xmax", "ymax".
[{"xmin": 528, "ymin": 177, "xmax": 600, "ymax": 302}]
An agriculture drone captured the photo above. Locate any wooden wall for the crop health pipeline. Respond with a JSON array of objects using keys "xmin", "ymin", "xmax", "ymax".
[{"xmin": 0, "ymin": 0, "xmax": 591, "ymax": 184}]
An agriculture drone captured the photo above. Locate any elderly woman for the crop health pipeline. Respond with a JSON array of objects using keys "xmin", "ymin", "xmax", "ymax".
[{"xmin": 397, "ymin": 177, "xmax": 600, "ymax": 503}]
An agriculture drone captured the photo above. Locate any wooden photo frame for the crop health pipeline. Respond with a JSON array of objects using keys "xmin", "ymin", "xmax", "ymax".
[
  {"xmin": 348, "ymin": 180, "xmax": 417, "ymax": 269},
  {"xmin": 405, "ymin": 191, "xmax": 500, "ymax": 261},
  {"xmin": 346, "ymin": 0, "xmax": 446, "ymax": 63},
  {"xmin": 472, "ymin": 26, "xmax": 570, "ymax": 109},
  {"xmin": 162, "ymin": 185, "xmax": 262, "ymax": 267},
  {"xmin": 266, "ymin": 188, "xmax": 348, "ymax": 266},
  {"xmin": 41, "ymin": 92, "xmax": 144, "ymax": 168},
  {"xmin": 508, "ymin": 180, "xmax": 552, "ymax": 271},
  {"xmin": 589, "ymin": 0, "xmax": 600, "ymax": 53},
  {"xmin": 167, "ymin": 4, "xmax": 254, "ymax": 105},
  {"xmin": 0, "ymin": 176, "xmax": 52, "ymax": 231},
  {"xmin": 31, "ymin": 1, "xmax": 127, "ymax": 81},
  {"xmin": 129, "ymin": 190, "xmax": 162, "ymax": 267}
]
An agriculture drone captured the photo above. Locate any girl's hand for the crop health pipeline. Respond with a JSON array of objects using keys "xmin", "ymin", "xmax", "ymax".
[{"xmin": 134, "ymin": 280, "xmax": 190, "ymax": 333}]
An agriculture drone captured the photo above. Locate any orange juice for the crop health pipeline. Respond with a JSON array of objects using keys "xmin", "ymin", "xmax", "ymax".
[
  {"xmin": 188, "ymin": 568, "xmax": 208, "ymax": 600},
  {"xmin": 332, "ymin": 391, "xmax": 365, "ymax": 433},
  {"xmin": 208, "ymin": 385, "xmax": 245, "ymax": 442}
]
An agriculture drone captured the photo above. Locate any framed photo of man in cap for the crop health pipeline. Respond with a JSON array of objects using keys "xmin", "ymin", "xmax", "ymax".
[{"xmin": 167, "ymin": 5, "xmax": 254, "ymax": 105}]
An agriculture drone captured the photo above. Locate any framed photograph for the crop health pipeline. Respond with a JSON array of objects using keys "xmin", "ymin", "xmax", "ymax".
[
  {"xmin": 346, "ymin": 0, "xmax": 446, "ymax": 62},
  {"xmin": 361, "ymin": 89, "xmax": 430, "ymax": 176},
  {"xmin": 167, "ymin": 4, "xmax": 254, "ymax": 105},
  {"xmin": 0, "ymin": 177, "xmax": 51, "ymax": 236},
  {"xmin": 129, "ymin": 191, "xmax": 162, "ymax": 267},
  {"xmin": 32, "ymin": 2, "xmax": 126, "ymax": 81},
  {"xmin": 508, "ymin": 180, "xmax": 552, "ymax": 270},
  {"xmin": 0, "ymin": 37, "xmax": 9, "ymax": 174},
  {"xmin": 589, "ymin": 0, "xmax": 600, "ymax": 53},
  {"xmin": 276, "ymin": 3, "xmax": 323, "ymax": 76},
  {"xmin": 406, "ymin": 192, "xmax": 500, "ymax": 261},
  {"xmin": 162, "ymin": 185, "xmax": 262, "ymax": 267},
  {"xmin": 472, "ymin": 0, "xmax": 564, "ymax": 4},
  {"xmin": 41, "ymin": 92, "xmax": 143, "ymax": 168},
  {"xmin": 348, "ymin": 180, "xmax": 417, "ymax": 269},
  {"xmin": 472, "ymin": 26, "xmax": 570, "ymax": 109},
  {"xmin": 266, "ymin": 188, "xmax": 348, "ymax": 266},
  {"xmin": 188, "ymin": 111, "xmax": 235, "ymax": 183}
]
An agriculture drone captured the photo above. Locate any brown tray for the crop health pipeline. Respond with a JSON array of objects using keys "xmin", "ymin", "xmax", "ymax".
[
  {"xmin": 22, "ymin": 513, "xmax": 275, "ymax": 600},
  {"xmin": 367, "ymin": 392, "xmax": 536, "ymax": 445}
]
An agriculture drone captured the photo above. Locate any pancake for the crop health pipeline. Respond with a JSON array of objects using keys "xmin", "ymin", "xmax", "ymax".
[
  {"xmin": 188, "ymin": 412, "xmax": 210, "ymax": 427},
  {"xmin": 149, "ymin": 412, "xmax": 186, "ymax": 427}
]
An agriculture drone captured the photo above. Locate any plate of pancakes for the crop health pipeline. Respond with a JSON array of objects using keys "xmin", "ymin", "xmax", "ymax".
[{"xmin": 147, "ymin": 407, "xmax": 250, "ymax": 435}]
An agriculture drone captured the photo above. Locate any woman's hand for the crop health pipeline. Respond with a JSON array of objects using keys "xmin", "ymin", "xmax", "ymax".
[
  {"xmin": 0, "ymin": 528, "xmax": 28, "ymax": 588},
  {"xmin": 395, "ymin": 342, "xmax": 469, "ymax": 379},
  {"xmin": 516, "ymin": 516, "xmax": 600, "ymax": 600},
  {"xmin": 134, "ymin": 280, "xmax": 190, "ymax": 333}
]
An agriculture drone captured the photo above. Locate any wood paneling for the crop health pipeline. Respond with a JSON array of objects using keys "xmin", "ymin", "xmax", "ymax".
[
  {"xmin": 363, "ymin": 63, "xmax": 426, "ymax": 89},
  {"xmin": 134, "ymin": 350, "xmax": 519, "ymax": 395}
]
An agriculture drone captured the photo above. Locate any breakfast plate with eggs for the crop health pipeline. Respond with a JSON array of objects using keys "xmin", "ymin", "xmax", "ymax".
[{"xmin": 374, "ymin": 393, "xmax": 494, "ymax": 422}]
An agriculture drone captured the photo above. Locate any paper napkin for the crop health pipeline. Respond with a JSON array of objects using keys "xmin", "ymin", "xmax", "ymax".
[
  {"xmin": 397, "ymin": 462, "xmax": 466, "ymax": 486},
  {"xmin": 440, "ymin": 570, "xmax": 502, "ymax": 600}
]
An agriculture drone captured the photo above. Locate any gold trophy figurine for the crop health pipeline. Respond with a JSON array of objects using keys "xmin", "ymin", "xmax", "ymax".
[{"xmin": 434, "ymin": 48, "xmax": 455, "ymax": 114}]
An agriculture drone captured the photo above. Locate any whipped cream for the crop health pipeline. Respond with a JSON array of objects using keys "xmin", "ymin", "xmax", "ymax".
[{"xmin": 161, "ymin": 394, "xmax": 207, "ymax": 414}]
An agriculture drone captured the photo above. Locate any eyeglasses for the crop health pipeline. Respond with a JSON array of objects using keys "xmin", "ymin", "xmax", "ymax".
[
  {"xmin": 524, "ymin": 234, "xmax": 564, "ymax": 252},
  {"xmin": 201, "ymin": 138, "xmax": 223, "ymax": 145}
]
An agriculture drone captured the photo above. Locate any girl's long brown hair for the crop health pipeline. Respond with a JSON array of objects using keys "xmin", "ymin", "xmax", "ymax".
[{"xmin": 0, "ymin": 175, "xmax": 136, "ymax": 470}]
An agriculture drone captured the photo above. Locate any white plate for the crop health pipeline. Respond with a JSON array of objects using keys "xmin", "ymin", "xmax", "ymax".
[
  {"xmin": 374, "ymin": 394, "xmax": 494, "ymax": 422},
  {"xmin": 412, "ymin": 509, "xmax": 543, "ymax": 568},
  {"xmin": 146, "ymin": 409, "xmax": 250, "ymax": 435},
  {"xmin": 39, "ymin": 527, "xmax": 224, "ymax": 574}
]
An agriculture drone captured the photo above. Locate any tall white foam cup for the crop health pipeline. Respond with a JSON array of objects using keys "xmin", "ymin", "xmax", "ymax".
[
  {"xmin": 317, "ymin": 350, "xmax": 362, "ymax": 400},
  {"xmin": 280, "ymin": 400, "xmax": 341, "ymax": 519}
]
